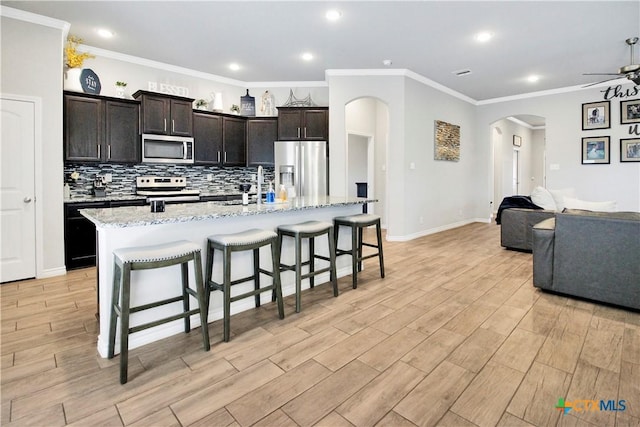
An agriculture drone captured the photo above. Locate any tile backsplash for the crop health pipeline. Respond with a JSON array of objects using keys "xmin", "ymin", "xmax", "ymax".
[{"xmin": 64, "ymin": 163, "xmax": 274, "ymax": 197}]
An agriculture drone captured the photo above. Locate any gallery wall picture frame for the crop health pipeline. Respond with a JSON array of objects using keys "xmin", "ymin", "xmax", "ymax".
[
  {"xmin": 582, "ymin": 101, "xmax": 610, "ymax": 130},
  {"xmin": 581, "ymin": 136, "xmax": 610, "ymax": 164},
  {"xmin": 513, "ymin": 135, "xmax": 522, "ymax": 147},
  {"xmin": 620, "ymin": 138, "xmax": 640, "ymax": 162},
  {"xmin": 620, "ymin": 99, "xmax": 640, "ymax": 124}
]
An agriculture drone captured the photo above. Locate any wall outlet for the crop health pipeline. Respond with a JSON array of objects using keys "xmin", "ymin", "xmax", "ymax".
[
  {"xmin": 104, "ymin": 173, "xmax": 112, "ymax": 183},
  {"xmin": 409, "ymin": 162, "xmax": 416, "ymax": 170},
  {"xmin": 206, "ymin": 174, "xmax": 213, "ymax": 181},
  {"xmin": 251, "ymin": 174, "xmax": 256, "ymax": 181}
]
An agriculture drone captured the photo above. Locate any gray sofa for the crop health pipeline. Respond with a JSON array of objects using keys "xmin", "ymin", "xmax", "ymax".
[
  {"xmin": 532, "ymin": 209, "xmax": 640, "ymax": 310},
  {"xmin": 500, "ymin": 208, "xmax": 555, "ymax": 251}
]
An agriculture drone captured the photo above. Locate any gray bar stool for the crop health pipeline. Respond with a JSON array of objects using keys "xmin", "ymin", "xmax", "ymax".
[
  {"xmin": 205, "ymin": 229, "xmax": 284, "ymax": 342},
  {"xmin": 334, "ymin": 214, "xmax": 385, "ymax": 289},
  {"xmin": 277, "ymin": 221, "xmax": 338, "ymax": 313},
  {"xmin": 108, "ymin": 240, "xmax": 210, "ymax": 384}
]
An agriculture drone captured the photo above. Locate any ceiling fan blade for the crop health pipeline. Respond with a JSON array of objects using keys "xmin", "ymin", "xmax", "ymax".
[
  {"xmin": 582, "ymin": 76, "xmax": 623, "ymax": 88},
  {"xmin": 582, "ymin": 73, "xmax": 621, "ymax": 76}
]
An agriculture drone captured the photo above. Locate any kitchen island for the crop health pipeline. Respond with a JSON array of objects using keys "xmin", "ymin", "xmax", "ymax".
[{"xmin": 81, "ymin": 196, "xmax": 373, "ymax": 357}]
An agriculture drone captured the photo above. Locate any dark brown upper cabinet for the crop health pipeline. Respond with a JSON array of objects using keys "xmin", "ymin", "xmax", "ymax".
[
  {"xmin": 193, "ymin": 112, "xmax": 223, "ymax": 165},
  {"xmin": 64, "ymin": 92, "xmax": 140, "ymax": 163},
  {"xmin": 277, "ymin": 107, "xmax": 328, "ymax": 141},
  {"xmin": 222, "ymin": 116, "xmax": 246, "ymax": 166},
  {"xmin": 247, "ymin": 117, "xmax": 277, "ymax": 166},
  {"xmin": 133, "ymin": 90, "xmax": 194, "ymax": 136}
]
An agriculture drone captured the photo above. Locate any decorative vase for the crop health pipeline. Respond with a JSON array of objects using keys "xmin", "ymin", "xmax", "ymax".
[
  {"xmin": 211, "ymin": 92, "xmax": 223, "ymax": 112},
  {"xmin": 115, "ymin": 85, "xmax": 126, "ymax": 98},
  {"xmin": 64, "ymin": 68, "xmax": 83, "ymax": 92}
]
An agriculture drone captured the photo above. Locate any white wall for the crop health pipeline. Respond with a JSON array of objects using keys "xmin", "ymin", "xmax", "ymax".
[
  {"xmin": 531, "ymin": 128, "xmax": 546, "ymax": 189},
  {"xmin": 491, "ymin": 118, "xmax": 535, "ymax": 197},
  {"xmin": 477, "ymin": 83, "xmax": 640, "ymax": 213},
  {"xmin": 347, "ymin": 134, "xmax": 368, "ymax": 198},
  {"xmin": 1, "ymin": 13, "xmax": 66, "ymax": 277}
]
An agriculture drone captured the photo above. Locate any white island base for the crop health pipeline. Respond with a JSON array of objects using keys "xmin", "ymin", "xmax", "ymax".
[{"xmin": 82, "ymin": 197, "xmax": 369, "ymax": 358}]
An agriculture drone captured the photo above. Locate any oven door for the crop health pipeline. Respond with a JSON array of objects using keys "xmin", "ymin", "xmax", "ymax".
[{"xmin": 142, "ymin": 134, "xmax": 194, "ymax": 164}]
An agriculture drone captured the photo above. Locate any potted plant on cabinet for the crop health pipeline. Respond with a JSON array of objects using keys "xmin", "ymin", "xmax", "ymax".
[
  {"xmin": 64, "ymin": 35, "xmax": 94, "ymax": 92},
  {"xmin": 115, "ymin": 81, "xmax": 127, "ymax": 98},
  {"xmin": 230, "ymin": 104, "xmax": 240, "ymax": 115},
  {"xmin": 195, "ymin": 99, "xmax": 208, "ymax": 110}
]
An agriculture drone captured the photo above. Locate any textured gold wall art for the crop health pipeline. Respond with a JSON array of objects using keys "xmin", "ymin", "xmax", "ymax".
[{"xmin": 434, "ymin": 120, "xmax": 460, "ymax": 161}]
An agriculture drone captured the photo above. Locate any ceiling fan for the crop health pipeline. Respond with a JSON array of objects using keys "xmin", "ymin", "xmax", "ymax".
[{"xmin": 583, "ymin": 37, "xmax": 640, "ymax": 87}]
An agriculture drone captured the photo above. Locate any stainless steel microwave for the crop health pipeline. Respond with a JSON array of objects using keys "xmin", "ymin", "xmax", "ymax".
[{"xmin": 141, "ymin": 134, "xmax": 194, "ymax": 164}]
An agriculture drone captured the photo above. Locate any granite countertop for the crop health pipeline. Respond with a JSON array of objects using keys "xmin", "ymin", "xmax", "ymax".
[{"xmin": 80, "ymin": 196, "xmax": 374, "ymax": 228}]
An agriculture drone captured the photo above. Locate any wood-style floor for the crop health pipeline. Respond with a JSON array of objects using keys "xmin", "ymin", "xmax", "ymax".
[{"xmin": 2, "ymin": 222, "xmax": 639, "ymax": 427}]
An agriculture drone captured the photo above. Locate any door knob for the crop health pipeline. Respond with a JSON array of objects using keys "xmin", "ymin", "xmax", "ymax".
[{"xmin": 23, "ymin": 197, "xmax": 32, "ymax": 203}]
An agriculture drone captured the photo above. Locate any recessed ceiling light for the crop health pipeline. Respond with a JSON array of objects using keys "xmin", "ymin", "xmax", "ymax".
[
  {"xmin": 527, "ymin": 75, "xmax": 540, "ymax": 83},
  {"xmin": 302, "ymin": 52, "xmax": 314, "ymax": 61},
  {"xmin": 326, "ymin": 9, "xmax": 342, "ymax": 21},
  {"xmin": 474, "ymin": 31, "xmax": 494, "ymax": 42},
  {"xmin": 97, "ymin": 28, "xmax": 114, "ymax": 38},
  {"xmin": 229, "ymin": 63, "xmax": 241, "ymax": 71}
]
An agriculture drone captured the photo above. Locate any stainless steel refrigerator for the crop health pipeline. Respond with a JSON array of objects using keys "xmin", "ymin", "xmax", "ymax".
[{"xmin": 274, "ymin": 140, "xmax": 328, "ymax": 198}]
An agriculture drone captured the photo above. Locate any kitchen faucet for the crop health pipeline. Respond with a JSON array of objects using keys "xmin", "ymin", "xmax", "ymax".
[{"xmin": 257, "ymin": 166, "xmax": 263, "ymax": 205}]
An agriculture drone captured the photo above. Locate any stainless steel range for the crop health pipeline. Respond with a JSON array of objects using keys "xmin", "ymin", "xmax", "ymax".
[{"xmin": 136, "ymin": 176, "xmax": 200, "ymax": 203}]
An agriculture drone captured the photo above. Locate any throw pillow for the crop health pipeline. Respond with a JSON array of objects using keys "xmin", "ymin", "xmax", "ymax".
[
  {"xmin": 563, "ymin": 197, "xmax": 617, "ymax": 212},
  {"xmin": 530, "ymin": 186, "xmax": 557, "ymax": 210},
  {"xmin": 548, "ymin": 188, "xmax": 576, "ymax": 211}
]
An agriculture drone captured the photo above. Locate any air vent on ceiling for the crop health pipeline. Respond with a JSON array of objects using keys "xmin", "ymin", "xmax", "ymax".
[{"xmin": 453, "ymin": 69, "xmax": 472, "ymax": 77}]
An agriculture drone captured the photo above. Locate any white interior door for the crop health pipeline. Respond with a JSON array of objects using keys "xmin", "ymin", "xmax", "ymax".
[{"xmin": 1, "ymin": 98, "xmax": 36, "ymax": 283}]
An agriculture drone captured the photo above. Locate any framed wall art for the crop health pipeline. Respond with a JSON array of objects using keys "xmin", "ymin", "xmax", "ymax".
[
  {"xmin": 581, "ymin": 136, "xmax": 610, "ymax": 164},
  {"xmin": 582, "ymin": 101, "xmax": 610, "ymax": 130},
  {"xmin": 620, "ymin": 138, "xmax": 640, "ymax": 162},
  {"xmin": 513, "ymin": 135, "xmax": 522, "ymax": 147},
  {"xmin": 620, "ymin": 99, "xmax": 640, "ymax": 124},
  {"xmin": 434, "ymin": 120, "xmax": 460, "ymax": 161}
]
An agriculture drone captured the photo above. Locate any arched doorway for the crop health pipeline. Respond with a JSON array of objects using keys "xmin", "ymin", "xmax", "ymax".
[
  {"xmin": 490, "ymin": 115, "xmax": 546, "ymax": 216},
  {"xmin": 345, "ymin": 97, "xmax": 389, "ymax": 226}
]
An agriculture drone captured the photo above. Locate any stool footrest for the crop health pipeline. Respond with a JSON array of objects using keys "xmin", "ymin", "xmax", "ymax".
[
  {"xmin": 129, "ymin": 308, "xmax": 201, "ymax": 334},
  {"xmin": 130, "ymin": 295, "xmax": 184, "ymax": 313},
  {"xmin": 229, "ymin": 285, "xmax": 277, "ymax": 303}
]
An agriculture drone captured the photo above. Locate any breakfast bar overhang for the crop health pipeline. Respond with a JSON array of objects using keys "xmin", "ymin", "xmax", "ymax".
[{"xmin": 81, "ymin": 197, "xmax": 373, "ymax": 357}]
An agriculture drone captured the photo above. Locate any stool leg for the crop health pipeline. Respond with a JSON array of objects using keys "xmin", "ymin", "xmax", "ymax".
[
  {"xmin": 376, "ymin": 221, "xmax": 385, "ymax": 278},
  {"xmin": 223, "ymin": 247, "xmax": 232, "ymax": 342},
  {"xmin": 108, "ymin": 262, "xmax": 122, "ymax": 359},
  {"xmin": 205, "ymin": 241, "xmax": 215, "ymax": 311},
  {"xmin": 192, "ymin": 251, "xmax": 210, "ymax": 352},
  {"xmin": 271, "ymin": 239, "xmax": 285, "ymax": 319},
  {"xmin": 350, "ymin": 224, "xmax": 358, "ymax": 289},
  {"xmin": 295, "ymin": 235, "xmax": 302, "ymax": 313},
  {"xmin": 328, "ymin": 226, "xmax": 338, "ymax": 297},
  {"xmin": 253, "ymin": 248, "xmax": 261, "ymax": 308},
  {"xmin": 309, "ymin": 236, "xmax": 315, "ymax": 289},
  {"xmin": 119, "ymin": 263, "xmax": 132, "ymax": 384},
  {"xmin": 181, "ymin": 261, "xmax": 191, "ymax": 333},
  {"xmin": 273, "ymin": 232, "xmax": 284, "ymax": 302},
  {"xmin": 357, "ymin": 226, "xmax": 364, "ymax": 272}
]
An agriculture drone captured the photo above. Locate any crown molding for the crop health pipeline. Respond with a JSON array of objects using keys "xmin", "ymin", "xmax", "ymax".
[
  {"xmin": 326, "ymin": 68, "xmax": 478, "ymax": 105},
  {"xmin": 0, "ymin": 6, "xmax": 69, "ymax": 34},
  {"xmin": 477, "ymin": 77, "xmax": 632, "ymax": 105}
]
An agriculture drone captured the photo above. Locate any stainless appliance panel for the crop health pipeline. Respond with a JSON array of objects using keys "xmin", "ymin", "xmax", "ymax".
[
  {"xmin": 274, "ymin": 140, "xmax": 327, "ymax": 198},
  {"xmin": 141, "ymin": 134, "xmax": 194, "ymax": 164}
]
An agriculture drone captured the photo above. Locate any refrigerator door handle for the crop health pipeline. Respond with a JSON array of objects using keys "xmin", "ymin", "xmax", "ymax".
[{"xmin": 298, "ymin": 143, "xmax": 304, "ymax": 197}]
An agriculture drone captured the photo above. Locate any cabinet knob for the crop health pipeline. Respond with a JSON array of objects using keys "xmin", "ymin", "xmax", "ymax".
[{"xmin": 23, "ymin": 197, "xmax": 32, "ymax": 203}]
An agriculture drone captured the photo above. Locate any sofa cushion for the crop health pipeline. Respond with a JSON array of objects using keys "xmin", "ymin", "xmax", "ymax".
[
  {"xmin": 563, "ymin": 197, "xmax": 617, "ymax": 212},
  {"xmin": 530, "ymin": 186, "xmax": 557, "ymax": 211},
  {"xmin": 548, "ymin": 188, "xmax": 576, "ymax": 211}
]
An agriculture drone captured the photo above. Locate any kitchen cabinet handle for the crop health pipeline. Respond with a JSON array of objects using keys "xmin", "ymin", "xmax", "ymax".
[
  {"xmin": 164, "ymin": 118, "xmax": 167, "ymax": 132},
  {"xmin": 304, "ymin": 127, "xmax": 307, "ymax": 139},
  {"xmin": 97, "ymin": 144, "xmax": 101, "ymax": 158},
  {"xmin": 172, "ymin": 119, "xmax": 175, "ymax": 133},
  {"xmin": 297, "ymin": 127, "xmax": 301, "ymax": 139},
  {"xmin": 217, "ymin": 151, "xmax": 221, "ymax": 163},
  {"xmin": 108, "ymin": 145, "xmax": 111, "ymax": 160},
  {"xmin": 224, "ymin": 152, "xmax": 227, "ymax": 163}
]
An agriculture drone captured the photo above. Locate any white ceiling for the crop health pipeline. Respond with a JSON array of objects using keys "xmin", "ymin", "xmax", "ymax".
[{"xmin": 4, "ymin": 1, "xmax": 640, "ymax": 101}]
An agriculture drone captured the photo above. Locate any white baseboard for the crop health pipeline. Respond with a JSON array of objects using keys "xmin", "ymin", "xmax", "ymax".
[
  {"xmin": 37, "ymin": 266, "xmax": 67, "ymax": 279},
  {"xmin": 386, "ymin": 218, "xmax": 491, "ymax": 242}
]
